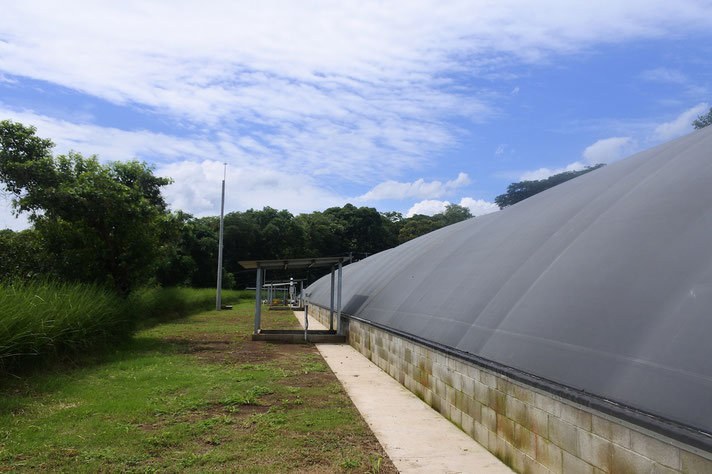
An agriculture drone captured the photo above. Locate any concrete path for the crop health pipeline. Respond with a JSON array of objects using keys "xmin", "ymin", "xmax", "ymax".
[{"xmin": 294, "ymin": 311, "xmax": 513, "ymax": 474}]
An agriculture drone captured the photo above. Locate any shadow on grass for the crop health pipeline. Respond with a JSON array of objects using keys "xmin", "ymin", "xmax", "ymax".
[{"xmin": 0, "ymin": 335, "xmax": 182, "ymax": 405}]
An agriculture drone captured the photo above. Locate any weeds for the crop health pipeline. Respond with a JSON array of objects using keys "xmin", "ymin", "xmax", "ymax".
[{"xmin": 0, "ymin": 282, "xmax": 245, "ymax": 371}]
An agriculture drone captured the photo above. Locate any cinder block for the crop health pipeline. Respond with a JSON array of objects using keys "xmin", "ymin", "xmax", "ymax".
[
  {"xmin": 455, "ymin": 390, "xmax": 467, "ymax": 412},
  {"xmin": 452, "ymin": 371, "xmax": 463, "ymax": 392},
  {"xmin": 439, "ymin": 398, "xmax": 450, "ymax": 418},
  {"xmin": 511, "ymin": 382, "xmax": 535, "ymax": 405},
  {"xmin": 513, "ymin": 423, "xmax": 536, "ymax": 459},
  {"xmin": 466, "ymin": 363, "xmax": 480, "ymax": 381},
  {"xmin": 464, "ymin": 395, "xmax": 478, "ymax": 420},
  {"xmin": 680, "ymin": 450, "xmax": 712, "ymax": 473},
  {"xmin": 536, "ymin": 434, "xmax": 563, "ymax": 474},
  {"xmin": 535, "ymin": 392, "xmax": 563, "ymax": 418},
  {"xmin": 471, "ymin": 400, "xmax": 483, "ymax": 423},
  {"xmin": 497, "ymin": 413, "xmax": 515, "ymax": 441},
  {"xmin": 446, "ymin": 385, "xmax": 456, "ymax": 406},
  {"xmin": 450, "ymin": 404, "xmax": 462, "ymax": 427},
  {"xmin": 577, "ymin": 429, "xmax": 611, "ymax": 472},
  {"xmin": 562, "ymin": 450, "xmax": 594, "ymax": 474},
  {"xmin": 434, "ymin": 378, "xmax": 446, "ymax": 398},
  {"xmin": 548, "ymin": 416, "xmax": 579, "ymax": 456},
  {"xmin": 488, "ymin": 429, "xmax": 499, "ymax": 454},
  {"xmin": 560, "ymin": 403, "xmax": 592, "ymax": 431},
  {"xmin": 424, "ymin": 388, "xmax": 433, "ymax": 405},
  {"xmin": 653, "ymin": 463, "xmax": 681, "ymax": 474},
  {"xmin": 506, "ymin": 396, "xmax": 529, "ymax": 426},
  {"xmin": 524, "ymin": 454, "xmax": 551, "ymax": 474},
  {"xmin": 462, "ymin": 412, "xmax": 474, "ymax": 436},
  {"xmin": 497, "ymin": 376, "xmax": 512, "ymax": 394},
  {"xmin": 404, "ymin": 347, "xmax": 412, "ymax": 364},
  {"xmin": 475, "ymin": 381, "xmax": 490, "ymax": 406},
  {"xmin": 489, "ymin": 388, "xmax": 507, "ymax": 413},
  {"xmin": 527, "ymin": 406, "xmax": 549, "ymax": 437},
  {"xmin": 461, "ymin": 374, "xmax": 475, "ymax": 396},
  {"xmin": 480, "ymin": 370, "xmax": 498, "ymax": 388},
  {"xmin": 507, "ymin": 440, "xmax": 527, "ymax": 473},
  {"xmin": 421, "ymin": 356, "xmax": 433, "ymax": 375},
  {"xmin": 611, "ymin": 444, "xmax": 656, "ymax": 473},
  {"xmin": 629, "ymin": 430, "xmax": 680, "ymax": 470},
  {"xmin": 482, "ymin": 405, "xmax": 497, "ymax": 431}
]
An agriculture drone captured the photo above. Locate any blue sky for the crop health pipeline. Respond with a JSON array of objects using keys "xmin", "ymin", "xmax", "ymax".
[{"xmin": 1, "ymin": 1, "xmax": 711, "ymax": 230}]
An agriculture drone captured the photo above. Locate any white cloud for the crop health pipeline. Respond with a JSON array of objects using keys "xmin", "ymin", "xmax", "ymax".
[
  {"xmin": 406, "ymin": 197, "xmax": 498, "ymax": 217},
  {"xmin": 459, "ymin": 197, "xmax": 500, "ymax": 216},
  {"xmin": 355, "ymin": 173, "xmax": 470, "ymax": 201},
  {"xmin": 511, "ymin": 86, "xmax": 520, "ymax": 95},
  {"xmin": 519, "ymin": 161, "xmax": 587, "ymax": 181},
  {"xmin": 407, "ymin": 200, "xmax": 450, "ymax": 217},
  {"xmin": 158, "ymin": 161, "xmax": 343, "ymax": 217},
  {"xmin": 641, "ymin": 68, "xmax": 688, "ymax": 84},
  {"xmin": 517, "ymin": 136, "xmax": 632, "ymax": 181},
  {"xmin": 653, "ymin": 102, "xmax": 709, "ymax": 141},
  {"xmin": 582, "ymin": 136, "xmax": 635, "ymax": 164},
  {"xmin": 0, "ymin": 105, "xmax": 346, "ymax": 221},
  {"xmin": 1, "ymin": 1, "xmax": 711, "ymax": 184}
]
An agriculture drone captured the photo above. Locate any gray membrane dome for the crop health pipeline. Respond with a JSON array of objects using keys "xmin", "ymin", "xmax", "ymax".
[{"xmin": 307, "ymin": 126, "xmax": 712, "ymax": 438}]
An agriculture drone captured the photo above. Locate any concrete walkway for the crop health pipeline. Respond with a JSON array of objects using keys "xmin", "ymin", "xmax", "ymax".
[{"xmin": 293, "ymin": 311, "xmax": 513, "ymax": 474}]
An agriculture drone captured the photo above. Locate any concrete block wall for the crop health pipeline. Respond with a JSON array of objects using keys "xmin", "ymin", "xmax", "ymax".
[{"xmin": 309, "ymin": 305, "xmax": 712, "ymax": 474}]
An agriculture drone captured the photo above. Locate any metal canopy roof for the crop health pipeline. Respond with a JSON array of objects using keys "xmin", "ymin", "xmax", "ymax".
[
  {"xmin": 307, "ymin": 126, "xmax": 712, "ymax": 441},
  {"xmin": 239, "ymin": 256, "xmax": 350, "ymax": 270}
]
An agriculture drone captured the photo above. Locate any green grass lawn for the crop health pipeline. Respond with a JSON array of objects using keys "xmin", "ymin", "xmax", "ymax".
[{"xmin": 0, "ymin": 302, "xmax": 395, "ymax": 473}]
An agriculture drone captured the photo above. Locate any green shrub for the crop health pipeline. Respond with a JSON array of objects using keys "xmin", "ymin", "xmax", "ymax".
[
  {"xmin": 0, "ymin": 280, "xmax": 132, "ymax": 370},
  {"xmin": 0, "ymin": 282, "xmax": 251, "ymax": 371}
]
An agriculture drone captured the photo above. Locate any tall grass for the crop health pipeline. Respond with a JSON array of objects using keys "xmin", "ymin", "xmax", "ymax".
[
  {"xmin": 128, "ymin": 287, "xmax": 249, "ymax": 327},
  {"xmin": 0, "ymin": 281, "xmax": 250, "ymax": 371}
]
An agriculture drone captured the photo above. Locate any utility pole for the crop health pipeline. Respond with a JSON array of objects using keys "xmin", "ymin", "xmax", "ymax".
[{"xmin": 216, "ymin": 163, "xmax": 227, "ymax": 311}]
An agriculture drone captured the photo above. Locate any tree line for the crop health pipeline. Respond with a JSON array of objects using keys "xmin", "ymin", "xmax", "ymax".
[{"xmin": 0, "ymin": 119, "xmax": 635, "ymax": 292}]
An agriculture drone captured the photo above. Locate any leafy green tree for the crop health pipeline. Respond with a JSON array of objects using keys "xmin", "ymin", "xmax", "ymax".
[
  {"xmin": 0, "ymin": 228, "xmax": 48, "ymax": 280},
  {"xmin": 398, "ymin": 216, "xmax": 441, "ymax": 244},
  {"xmin": 441, "ymin": 203, "xmax": 473, "ymax": 225},
  {"xmin": 692, "ymin": 107, "xmax": 712, "ymax": 129},
  {"xmin": 0, "ymin": 120, "xmax": 174, "ymax": 293},
  {"xmin": 494, "ymin": 164, "xmax": 605, "ymax": 209}
]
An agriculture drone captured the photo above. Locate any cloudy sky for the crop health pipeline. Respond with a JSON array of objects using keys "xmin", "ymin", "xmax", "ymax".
[{"xmin": 1, "ymin": 1, "xmax": 711, "ymax": 229}]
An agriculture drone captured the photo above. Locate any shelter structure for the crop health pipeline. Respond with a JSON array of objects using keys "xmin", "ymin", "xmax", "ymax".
[
  {"xmin": 239, "ymin": 257, "xmax": 351, "ymax": 343},
  {"xmin": 305, "ymin": 127, "xmax": 712, "ymax": 473}
]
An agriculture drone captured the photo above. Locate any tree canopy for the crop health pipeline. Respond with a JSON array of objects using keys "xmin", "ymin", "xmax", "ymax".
[
  {"xmin": 1, "ymin": 120, "xmax": 611, "ymax": 292},
  {"xmin": 0, "ymin": 120, "xmax": 174, "ymax": 293},
  {"xmin": 494, "ymin": 164, "xmax": 605, "ymax": 209},
  {"xmin": 692, "ymin": 107, "xmax": 712, "ymax": 130}
]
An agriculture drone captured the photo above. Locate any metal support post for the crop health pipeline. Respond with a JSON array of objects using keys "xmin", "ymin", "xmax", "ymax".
[
  {"xmin": 215, "ymin": 172, "xmax": 226, "ymax": 311},
  {"xmin": 254, "ymin": 266, "xmax": 262, "ymax": 334},
  {"xmin": 304, "ymin": 302, "xmax": 309, "ymax": 342},
  {"xmin": 329, "ymin": 265, "xmax": 335, "ymax": 331},
  {"xmin": 337, "ymin": 261, "xmax": 343, "ymax": 334}
]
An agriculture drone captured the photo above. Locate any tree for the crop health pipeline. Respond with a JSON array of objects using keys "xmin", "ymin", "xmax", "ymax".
[
  {"xmin": 692, "ymin": 107, "xmax": 712, "ymax": 130},
  {"xmin": 0, "ymin": 120, "xmax": 174, "ymax": 293},
  {"xmin": 397, "ymin": 205, "xmax": 472, "ymax": 244},
  {"xmin": 494, "ymin": 164, "xmax": 605, "ymax": 209},
  {"xmin": 441, "ymin": 203, "xmax": 472, "ymax": 225}
]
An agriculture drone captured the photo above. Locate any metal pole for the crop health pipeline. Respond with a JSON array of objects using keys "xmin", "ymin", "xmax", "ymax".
[
  {"xmin": 254, "ymin": 266, "xmax": 262, "ymax": 334},
  {"xmin": 329, "ymin": 265, "xmax": 335, "ymax": 331},
  {"xmin": 215, "ymin": 163, "xmax": 226, "ymax": 311},
  {"xmin": 337, "ymin": 261, "xmax": 343, "ymax": 333},
  {"xmin": 304, "ymin": 301, "xmax": 309, "ymax": 342}
]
